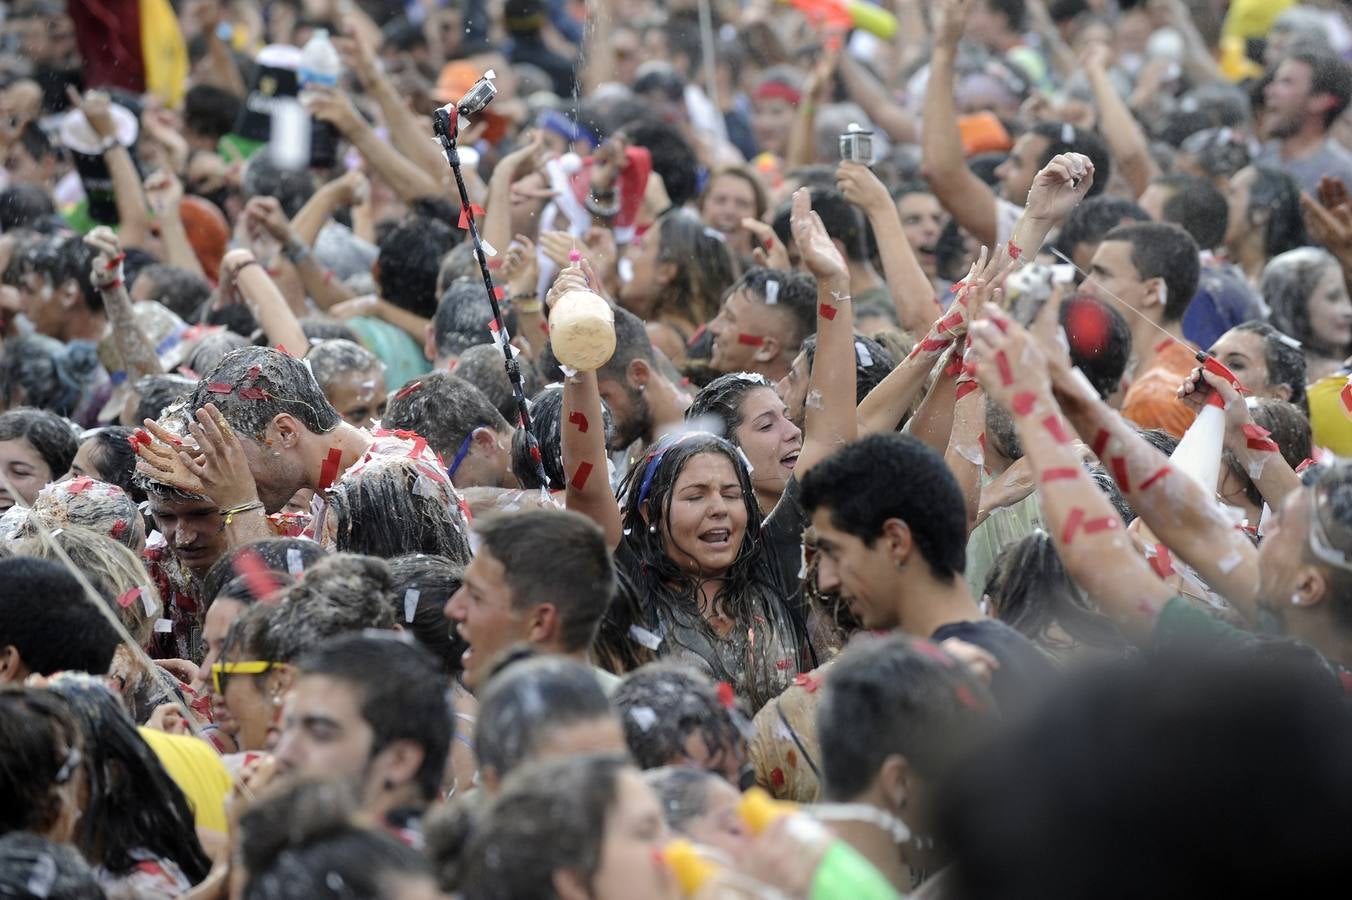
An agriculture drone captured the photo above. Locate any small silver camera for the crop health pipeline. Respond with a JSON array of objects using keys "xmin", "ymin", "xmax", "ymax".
[
  {"xmin": 457, "ymin": 72, "xmax": 498, "ymax": 117},
  {"xmin": 1005, "ymin": 263, "xmax": 1076, "ymax": 324},
  {"xmin": 839, "ymin": 123, "xmax": 874, "ymax": 164}
]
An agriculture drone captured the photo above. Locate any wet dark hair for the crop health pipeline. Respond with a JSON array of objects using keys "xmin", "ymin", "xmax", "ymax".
[
  {"xmin": 474, "ymin": 656, "xmax": 615, "ymax": 781},
  {"xmin": 650, "ymin": 210, "xmax": 741, "ymax": 329},
  {"xmin": 510, "ymin": 385, "xmax": 614, "ymax": 490},
  {"xmin": 983, "ymin": 531, "xmax": 1129, "ymax": 655},
  {"xmin": 644, "ymin": 766, "xmax": 725, "ymax": 833},
  {"xmin": 0, "ymin": 688, "xmax": 83, "ymax": 837},
  {"xmin": 295, "ymin": 633, "xmax": 452, "ymax": 802},
  {"xmin": 330, "ymin": 453, "xmax": 471, "ymax": 561},
  {"xmin": 597, "ymin": 304, "xmax": 656, "ymax": 382},
  {"xmin": 0, "ymin": 183, "xmax": 56, "ymax": 232},
  {"xmin": 1054, "ymin": 196, "xmax": 1150, "ymax": 262},
  {"xmin": 452, "ymin": 343, "xmax": 541, "ymax": 424},
  {"xmin": 240, "ymin": 156, "xmax": 315, "ymax": 218},
  {"xmin": 613, "ymin": 663, "xmax": 744, "ymax": 773},
  {"xmin": 184, "ymin": 84, "xmax": 242, "ymax": 142},
  {"xmin": 133, "ymin": 264, "xmax": 212, "ymax": 321},
  {"xmin": 17, "ymin": 234, "xmax": 98, "ymax": 312},
  {"xmin": 306, "ymin": 340, "xmax": 382, "ymax": 396},
  {"xmin": 1153, "ymin": 173, "xmax": 1228, "ymax": 252},
  {"xmin": 0, "ymin": 558, "xmax": 120, "ymax": 677},
  {"xmin": 474, "ymin": 510, "xmax": 616, "ymax": 654},
  {"xmin": 0, "ymin": 831, "xmax": 104, "ymax": 900},
  {"xmin": 938, "ymin": 651, "xmax": 1352, "ymax": 900},
  {"xmin": 44, "ymin": 674, "xmax": 211, "ymax": 884},
  {"xmin": 377, "ymin": 217, "xmax": 457, "ymax": 318},
  {"xmin": 687, "ymin": 372, "xmax": 778, "ymax": 443},
  {"xmin": 619, "ymin": 119, "xmax": 700, "ymax": 207},
  {"xmin": 0, "ymin": 409, "xmax": 77, "ymax": 481},
  {"xmin": 801, "ymin": 333, "xmax": 896, "ymax": 405},
  {"xmin": 1230, "ymin": 321, "xmax": 1307, "ymax": 411},
  {"xmin": 772, "ymin": 187, "xmax": 869, "ymax": 261},
  {"xmin": 802, "ymin": 433, "xmax": 968, "ymax": 580},
  {"xmin": 384, "ymin": 371, "xmax": 510, "ymax": 465},
  {"xmin": 74, "ymin": 426, "xmax": 141, "ymax": 503},
  {"xmin": 387, "ymin": 554, "xmax": 465, "ymax": 675},
  {"xmin": 432, "ymin": 278, "xmax": 496, "ymax": 359},
  {"xmin": 201, "ymin": 538, "xmax": 328, "ymax": 606},
  {"xmin": 1102, "ymin": 223, "xmax": 1201, "ymax": 323},
  {"xmin": 253, "ymin": 554, "xmax": 397, "ymax": 663},
  {"xmin": 185, "ymin": 329, "xmax": 249, "ymax": 374},
  {"xmin": 1028, "ymin": 122, "xmax": 1111, "ymax": 199},
  {"xmin": 818, "ymin": 634, "xmax": 996, "ymax": 801},
  {"xmin": 1179, "ymin": 127, "xmax": 1253, "ymax": 180},
  {"xmin": 724, "ymin": 267, "xmax": 818, "ymax": 354},
  {"xmin": 188, "ymin": 346, "xmax": 340, "ymax": 439},
  {"xmin": 0, "ymin": 335, "xmax": 99, "ymax": 417},
  {"xmin": 616, "ymin": 432, "xmax": 770, "ymax": 622},
  {"xmin": 240, "ymin": 778, "xmax": 434, "ymax": 900},
  {"xmin": 1244, "ymin": 166, "xmax": 1308, "ymax": 261},
  {"xmin": 458, "ymin": 753, "xmax": 632, "ymax": 898},
  {"xmin": 132, "ymin": 373, "xmax": 196, "ymax": 426},
  {"xmin": 1262, "ymin": 247, "xmax": 1347, "ymax": 356}
]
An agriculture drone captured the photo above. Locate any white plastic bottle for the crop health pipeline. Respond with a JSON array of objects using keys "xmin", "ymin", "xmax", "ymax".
[{"xmin": 299, "ymin": 29, "xmax": 342, "ymax": 168}]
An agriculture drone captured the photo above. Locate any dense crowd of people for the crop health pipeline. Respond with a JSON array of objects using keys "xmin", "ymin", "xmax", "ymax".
[{"xmin": 3, "ymin": 0, "xmax": 1352, "ymax": 896}]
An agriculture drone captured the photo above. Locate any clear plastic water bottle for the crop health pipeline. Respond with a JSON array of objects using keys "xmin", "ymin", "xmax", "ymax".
[{"xmin": 299, "ymin": 29, "xmax": 342, "ymax": 168}]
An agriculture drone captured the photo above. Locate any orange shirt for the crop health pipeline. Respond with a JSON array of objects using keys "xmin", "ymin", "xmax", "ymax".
[{"xmin": 1121, "ymin": 340, "xmax": 1199, "ymax": 438}]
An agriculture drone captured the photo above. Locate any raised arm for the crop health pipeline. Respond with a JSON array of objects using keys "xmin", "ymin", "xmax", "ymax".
[
  {"xmin": 482, "ymin": 132, "xmax": 546, "ymax": 265},
  {"xmin": 72, "ymin": 88, "xmax": 152, "ymax": 250},
  {"xmin": 835, "ymin": 160, "xmax": 941, "ymax": 335},
  {"xmin": 837, "ymin": 53, "xmax": 918, "ymax": 145},
  {"xmin": 921, "ymin": 0, "xmax": 999, "ymax": 247},
  {"xmin": 1007, "ymin": 152, "xmax": 1097, "ymax": 259},
  {"xmin": 306, "ymin": 86, "xmax": 442, "ymax": 203},
  {"xmin": 786, "ymin": 48, "xmax": 838, "ymax": 169},
  {"xmin": 86, "ymin": 228, "xmax": 164, "ymax": 380},
  {"xmin": 967, "ymin": 307, "xmax": 1175, "ymax": 644},
  {"xmin": 1082, "ymin": 43, "xmax": 1158, "ymax": 199},
  {"xmin": 221, "ymin": 248, "xmax": 309, "ymax": 355},
  {"xmin": 336, "ymin": 17, "xmax": 448, "ymax": 184},
  {"xmin": 562, "ymin": 367, "xmax": 622, "ymax": 547},
  {"xmin": 790, "ymin": 189, "xmax": 857, "ymax": 478},
  {"xmin": 144, "ymin": 170, "xmax": 207, "ymax": 278},
  {"xmin": 1045, "ymin": 330, "xmax": 1264, "ymax": 623},
  {"xmin": 290, "ymin": 170, "xmax": 368, "ymax": 247}
]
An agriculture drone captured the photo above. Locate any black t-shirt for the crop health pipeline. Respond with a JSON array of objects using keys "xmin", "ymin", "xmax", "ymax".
[{"xmin": 931, "ymin": 618, "xmax": 1056, "ymax": 714}]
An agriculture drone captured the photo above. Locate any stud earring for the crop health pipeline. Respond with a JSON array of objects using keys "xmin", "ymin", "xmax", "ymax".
[{"xmin": 649, "ymin": 524, "xmax": 657, "ymax": 534}]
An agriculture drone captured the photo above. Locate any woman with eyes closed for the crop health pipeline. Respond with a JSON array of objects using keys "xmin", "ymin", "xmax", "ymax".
[{"xmin": 611, "ymin": 190, "xmax": 858, "ymax": 710}]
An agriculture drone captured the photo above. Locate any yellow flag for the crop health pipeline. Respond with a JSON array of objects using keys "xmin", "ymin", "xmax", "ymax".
[{"xmin": 139, "ymin": 0, "xmax": 188, "ymax": 107}]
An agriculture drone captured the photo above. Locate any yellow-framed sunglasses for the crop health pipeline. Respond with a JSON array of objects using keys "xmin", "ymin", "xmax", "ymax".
[{"xmin": 211, "ymin": 660, "xmax": 274, "ymax": 695}]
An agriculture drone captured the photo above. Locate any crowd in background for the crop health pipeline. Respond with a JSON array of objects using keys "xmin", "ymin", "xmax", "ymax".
[{"xmin": 2, "ymin": 0, "xmax": 1352, "ymax": 897}]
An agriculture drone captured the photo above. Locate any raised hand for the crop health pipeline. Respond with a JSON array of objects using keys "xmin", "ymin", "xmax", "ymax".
[
  {"xmin": 243, "ymin": 196, "xmax": 294, "ymax": 243},
  {"xmin": 1023, "ymin": 152, "xmax": 1095, "ymax": 224},
  {"xmin": 790, "ymin": 188, "xmax": 848, "ymax": 285},
  {"xmin": 1302, "ymin": 176, "xmax": 1352, "ymax": 261},
  {"xmin": 967, "ymin": 305, "xmax": 1054, "ymax": 411},
  {"xmin": 835, "ymin": 160, "xmax": 891, "ymax": 217},
  {"xmin": 178, "ymin": 404, "xmax": 261, "ymax": 510},
  {"xmin": 144, "ymin": 169, "xmax": 185, "ymax": 219},
  {"xmin": 84, "ymin": 226, "xmax": 124, "ymax": 290},
  {"xmin": 934, "ymin": 0, "xmax": 975, "ymax": 50},
  {"xmin": 303, "ymin": 84, "xmax": 362, "ymax": 135},
  {"xmin": 741, "ymin": 217, "xmax": 790, "ymax": 270},
  {"xmin": 68, "ymin": 85, "xmax": 117, "ymax": 139}
]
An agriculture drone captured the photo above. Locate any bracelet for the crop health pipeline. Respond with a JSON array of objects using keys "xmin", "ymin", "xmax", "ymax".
[
  {"xmin": 221, "ymin": 500, "xmax": 265, "ymax": 527},
  {"xmin": 281, "ymin": 238, "xmax": 311, "ymax": 264},
  {"xmin": 229, "ymin": 259, "xmax": 264, "ymax": 280}
]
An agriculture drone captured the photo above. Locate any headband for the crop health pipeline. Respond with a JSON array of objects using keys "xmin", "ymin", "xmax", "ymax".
[{"xmin": 754, "ymin": 81, "xmax": 802, "ymax": 107}]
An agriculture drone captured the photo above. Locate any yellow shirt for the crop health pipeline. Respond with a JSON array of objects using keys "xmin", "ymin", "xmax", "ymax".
[
  {"xmin": 139, "ymin": 727, "xmax": 232, "ymax": 834},
  {"xmin": 1308, "ymin": 373, "xmax": 1352, "ymax": 457}
]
